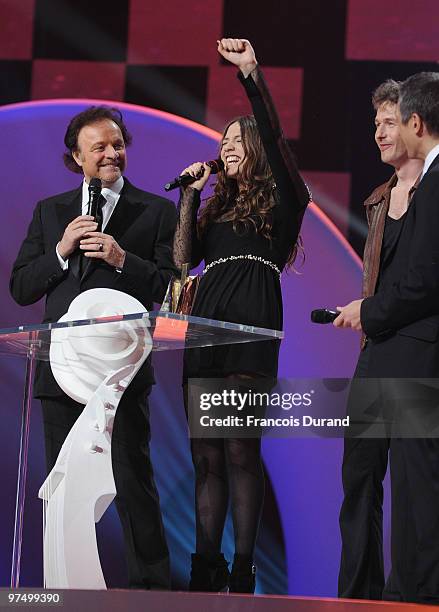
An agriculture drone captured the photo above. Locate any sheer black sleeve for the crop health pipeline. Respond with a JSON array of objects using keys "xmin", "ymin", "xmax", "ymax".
[{"xmin": 173, "ymin": 186, "xmax": 204, "ymax": 270}]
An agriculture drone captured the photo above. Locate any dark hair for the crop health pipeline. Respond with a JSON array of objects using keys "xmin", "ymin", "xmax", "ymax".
[
  {"xmin": 399, "ymin": 72, "xmax": 439, "ymax": 136},
  {"xmin": 372, "ymin": 79, "xmax": 400, "ymax": 110},
  {"xmin": 197, "ymin": 115, "xmax": 303, "ymax": 267},
  {"xmin": 63, "ymin": 106, "xmax": 132, "ymax": 173}
]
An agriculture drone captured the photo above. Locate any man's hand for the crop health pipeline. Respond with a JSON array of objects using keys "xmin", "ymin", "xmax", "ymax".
[
  {"xmin": 80, "ymin": 232, "xmax": 126, "ymax": 269},
  {"xmin": 217, "ymin": 38, "xmax": 257, "ymax": 78},
  {"xmin": 333, "ymin": 299, "xmax": 364, "ymax": 331},
  {"xmin": 58, "ymin": 215, "xmax": 98, "ymax": 259}
]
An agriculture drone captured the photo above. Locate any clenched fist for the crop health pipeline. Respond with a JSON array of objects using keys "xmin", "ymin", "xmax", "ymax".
[{"xmin": 217, "ymin": 38, "xmax": 257, "ymax": 78}]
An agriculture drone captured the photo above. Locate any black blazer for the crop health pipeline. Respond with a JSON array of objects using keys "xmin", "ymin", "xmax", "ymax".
[
  {"xmin": 361, "ymin": 153, "xmax": 439, "ymax": 377},
  {"xmin": 10, "ymin": 178, "xmax": 178, "ymax": 397}
]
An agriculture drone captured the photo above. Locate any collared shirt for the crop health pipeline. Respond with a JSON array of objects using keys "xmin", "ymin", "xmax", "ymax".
[
  {"xmin": 421, "ymin": 143, "xmax": 439, "ymax": 178},
  {"xmin": 56, "ymin": 176, "xmax": 124, "ymax": 269}
]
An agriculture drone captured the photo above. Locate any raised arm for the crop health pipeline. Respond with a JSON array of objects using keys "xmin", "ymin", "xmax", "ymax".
[{"xmin": 217, "ymin": 38, "xmax": 311, "ymax": 214}]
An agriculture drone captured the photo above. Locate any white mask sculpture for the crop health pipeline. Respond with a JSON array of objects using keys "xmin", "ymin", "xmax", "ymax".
[{"xmin": 38, "ymin": 288, "xmax": 152, "ymax": 589}]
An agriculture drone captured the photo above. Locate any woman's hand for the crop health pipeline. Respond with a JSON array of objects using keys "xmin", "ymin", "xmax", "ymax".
[
  {"xmin": 180, "ymin": 162, "xmax": 212, "ymax": 192},
  {"xmin": 217, "ymin": 38, "xmax": 257, "ymax": 78}
]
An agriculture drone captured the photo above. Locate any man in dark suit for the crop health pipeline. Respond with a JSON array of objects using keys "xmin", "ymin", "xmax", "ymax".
[
  {"xmin": 336, "ymin": 79, "xmax": 422, "ymax": 601},
  {"xmin": 10, "ymin": 106, "xmax": 177, "ymax": 589},
  {"xmin": 335, "ymin": 72, "xmax": 439, "ymax": 603}
]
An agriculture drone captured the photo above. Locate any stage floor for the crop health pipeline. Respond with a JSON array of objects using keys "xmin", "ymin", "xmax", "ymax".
[{"xmin": 1, "ymin": 590, "xmax": 436, "ymax": 611}]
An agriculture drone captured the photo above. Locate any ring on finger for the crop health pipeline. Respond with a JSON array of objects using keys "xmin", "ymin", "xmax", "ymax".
[{"xmin": 98, "ymin": 242, "xmax": 104, "ymax": 252}]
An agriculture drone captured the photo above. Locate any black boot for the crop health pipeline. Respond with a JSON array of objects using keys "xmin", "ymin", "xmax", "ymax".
[
  {"xmin": 189, "ymin": 553, "xmax": 230, "ymax": 592},
  {"xmin": 229, "ymin": 554, "xmax": 256, "ymax": 593}
]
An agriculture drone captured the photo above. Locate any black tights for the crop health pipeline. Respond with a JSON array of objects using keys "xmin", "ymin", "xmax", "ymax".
[{"xmin": 191, "ymin": 436, "xmax": 265, "ymax": 558}]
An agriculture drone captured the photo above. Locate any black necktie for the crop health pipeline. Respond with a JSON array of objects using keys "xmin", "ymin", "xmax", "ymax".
[
  {"xmin": 78, "ymin": 195, "xmax": 106, "ymax": 276},
  {"xmin": 95, "ymin": 194, "xmax": 106, "ymax": 233}
]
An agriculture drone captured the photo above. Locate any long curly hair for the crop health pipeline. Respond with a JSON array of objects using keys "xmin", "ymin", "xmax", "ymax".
[{"xmin": 197, "ymin": 115, "xmax": 303, "ymax": 268}]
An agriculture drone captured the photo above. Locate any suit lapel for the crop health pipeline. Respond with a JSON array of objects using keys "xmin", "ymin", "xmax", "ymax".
[
  {"xmin": 104, "ymin": 181, "xmax": 147, "ymax": 241},
  {"xmin": 425, "ymin": 151, "xmax": 439, "ymax": 175},
  {"xmin": 56, "ymin": 187, "xmax": 82, "ymax": 279},
  {"xmin": 56, "ymin": 187, "xmax": 82, "ymax": 231}
]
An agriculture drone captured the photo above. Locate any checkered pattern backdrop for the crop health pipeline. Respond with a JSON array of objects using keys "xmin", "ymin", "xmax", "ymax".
[{"xmin": 1, "ymin": 0, "xmax": 439, "ymax": 252}]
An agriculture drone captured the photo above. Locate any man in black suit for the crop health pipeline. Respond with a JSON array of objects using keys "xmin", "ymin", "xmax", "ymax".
[
  {"xmin": 335, "ymin": 72, "xmax": 439, "ymax": 603},
  {"xmin": 336, "ymin": 79, "xmax": 423, "ymax": 601},
  {"xmin": 10, "ymin": 106, "xmax": 177, "ymax": 589}
]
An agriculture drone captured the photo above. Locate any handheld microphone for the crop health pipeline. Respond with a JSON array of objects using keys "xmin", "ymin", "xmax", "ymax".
[
  {"xmin": 164, "ymin": 159, "xmax": 224, "ymax": 191},
  {"xmin": 87, "ymin": 178, "xmax": 102, "ymax": 218},
  {"xmin": 311, "ymin": 309, "xmax": 340, "ymax": 324}
]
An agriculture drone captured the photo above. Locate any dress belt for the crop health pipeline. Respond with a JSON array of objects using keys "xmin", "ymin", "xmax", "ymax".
[{"xmin": 203, "ymin": 254, "xmax": 281, "ymax": 278}]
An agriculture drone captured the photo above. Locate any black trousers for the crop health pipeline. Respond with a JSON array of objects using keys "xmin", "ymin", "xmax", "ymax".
[
  {"xmin": 41, "ymin": 385, "xmax": 170, "ymax": 589},
  {"xmin": 338, "ymin": 344, "xmax": 390, "ymax": 600},
  {"xmin": 339, "ymin": 344, "xmax": 439, "ymax": 603},
  {"xmin": 338, "ymin": 436, "xmax": 389, "ymax": 600},
  {"xmin": 384, "ymin": 438, "xmax": 439, "ymax": 603}
]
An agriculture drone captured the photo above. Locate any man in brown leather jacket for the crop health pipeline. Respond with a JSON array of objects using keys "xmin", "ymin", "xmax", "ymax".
[{"xmin": 335, "ymin": 80, "xmax": 422, "ymax": 600}]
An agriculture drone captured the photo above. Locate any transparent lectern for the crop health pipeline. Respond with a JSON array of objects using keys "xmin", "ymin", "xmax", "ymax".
[{"xmin": 0, "ymin": 310, "xmax": 282, "ymax": 588}]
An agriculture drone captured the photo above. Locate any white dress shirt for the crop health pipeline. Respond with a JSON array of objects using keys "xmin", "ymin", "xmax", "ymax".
[
  {"xmin": 421, "ymin": 143, "xmax": 439, "ymax": 179},
  {"xmin": 56, "ymin": 176, "xmax": 124, "ymax": 270}
]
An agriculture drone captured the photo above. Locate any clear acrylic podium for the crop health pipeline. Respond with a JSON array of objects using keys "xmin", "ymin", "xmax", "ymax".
[{"xmin": 0, "ymin": 311, "xmax": 283, "ymax": 588}]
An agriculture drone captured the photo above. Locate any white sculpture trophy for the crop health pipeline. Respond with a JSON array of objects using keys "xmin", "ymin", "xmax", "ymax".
[{"xmin": 38, "ymin": 288, "xmax": 152, "ymax": 589}]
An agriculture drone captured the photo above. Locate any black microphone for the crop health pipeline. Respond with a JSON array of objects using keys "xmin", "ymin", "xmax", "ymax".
[
  {"xmin": 311, "ymin": 309, "xmax": 340, "ymax": 324},
  {"xmin": 164, "ymin": 159, "xmax": 224, "ymax": 191},
  {"xmin": 87, "ymin": 178, "xmax": 102, "ymax": 218}
]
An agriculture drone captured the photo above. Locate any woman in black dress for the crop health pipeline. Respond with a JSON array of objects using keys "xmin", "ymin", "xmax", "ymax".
[{"xmin": 173, "ymin": 38, "xmax": 311, "ymax": 593}]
